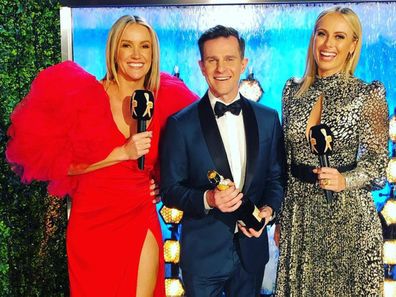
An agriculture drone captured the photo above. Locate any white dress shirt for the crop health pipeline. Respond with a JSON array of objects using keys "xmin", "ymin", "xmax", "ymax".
[{"xmin": 204, "ymin": 90, "xmax": 247, "ymax": 210}]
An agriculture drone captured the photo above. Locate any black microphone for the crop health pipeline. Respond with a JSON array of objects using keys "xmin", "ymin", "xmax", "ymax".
[
  {"xmin": 308, "ymin": 124, "xmax": 334, "ymax": 203},
  {"xmin": 130, "ymin": 90, "xmax": 154, "ymax": 170}
]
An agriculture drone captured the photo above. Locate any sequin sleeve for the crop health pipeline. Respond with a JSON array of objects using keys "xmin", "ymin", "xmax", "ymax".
[
  {"xmin": 343, "ymin": 81, "xmax": 389, "ymax": 190},
  {"xmin": 281, "ymin": 79, "xmax": 294, "ymax": 175},
  {"xmin": 277, "ymin": 78, "xmax": 298, "ymax": 223}
]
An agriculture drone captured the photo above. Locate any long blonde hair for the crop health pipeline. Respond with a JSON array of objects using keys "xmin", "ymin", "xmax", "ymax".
[
  {"xmin": 104, "ymin": 15, "xmax": 160, "ymax": 92},
  {"xmin": 296, "ymin": 7, "xmax": 362, "ymax": 97}
]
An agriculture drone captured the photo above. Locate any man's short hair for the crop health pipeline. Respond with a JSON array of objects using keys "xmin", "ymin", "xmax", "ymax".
[{"xmin": 198, "ymin": 25, "xmax": 245, "ymax": 60}]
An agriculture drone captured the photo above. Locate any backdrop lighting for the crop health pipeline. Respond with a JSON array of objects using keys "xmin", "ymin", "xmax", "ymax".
[
  {"xmin": 382, "ymin": 199, "xmax": 396, "ymax": 226},
  {"xmin": 384, "ymin": 240, "xmax": 396, "ymax": 265},
  {"xmin": 160, "ymin": 205, "xmax": 183, "ymax": 224},
  {"xmin": 239, "ymin": 68, "xmax": 264, "ymax": 102},
  {"xmin": 164, "ymin": 239, "xmax": 180, "ymax": 264},
  {"xmin": 387, "ymin": 158, "xmax": 396, "ymax": 183},
  {"xmin": 384, "ymin": 280, "xmax": 396, "ymax": 297},
  {"xmin": 165, "ymin": 278, "xmax": 184, "ymax": 297},
  {"xmin": 390, "ymin": 114, "xmax": 396, "ymax": 142}
]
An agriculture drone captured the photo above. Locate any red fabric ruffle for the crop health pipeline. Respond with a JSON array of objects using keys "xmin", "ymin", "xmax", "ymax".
[
  {"xmin": 6, "ymin": 61, "xmax": 119, "ymax": 197},
  {"xmin": 149, "ymin": 72, "xmax": 199, "ymax": 181}
]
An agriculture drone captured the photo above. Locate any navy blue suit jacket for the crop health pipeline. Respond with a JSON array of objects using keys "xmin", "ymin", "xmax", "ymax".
[{"xmin": 160, "ymin": 93, "xmax": 285, "ymax": 277}]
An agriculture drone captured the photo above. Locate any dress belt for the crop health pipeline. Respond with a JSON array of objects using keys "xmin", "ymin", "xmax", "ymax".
[{"xmin": 291, "ymin": 162, "xmax": 357, "ymax": 184}]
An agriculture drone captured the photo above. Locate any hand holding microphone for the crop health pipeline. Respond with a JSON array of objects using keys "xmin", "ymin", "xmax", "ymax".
[
  {"xmin": 308, "ymin": 124, "xmax": 334, "ymax": 202},
  {"xmin": 130, "ymin": 90, "xmax": 154, "ymax": 170}
]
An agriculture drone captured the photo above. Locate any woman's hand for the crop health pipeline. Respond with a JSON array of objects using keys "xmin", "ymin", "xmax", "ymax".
[
  {"xmin": 313, "ymin": 167, "xmax": 346, "ymax": 192},
  {"xmin": 150, "ymin": 179, "xmax": 161, "ymax": 204},
  {"xmin": 122, "ymin": 131, "xmax": 152, "ymax": 160},
  {"xmin": 69, "ymin": 131, "xmax": 152, "ymax": 175}
]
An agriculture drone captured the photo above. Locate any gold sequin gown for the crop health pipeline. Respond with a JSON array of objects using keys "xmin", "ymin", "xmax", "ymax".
[{"xmin": 276, "ymin": 73, "xmax": 389, "ymax": 297}]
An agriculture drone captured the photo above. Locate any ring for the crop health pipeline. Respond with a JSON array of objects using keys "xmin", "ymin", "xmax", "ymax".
[{"xmin": 322, "ymin": 179, "xmax": 329, "ymax": 186}]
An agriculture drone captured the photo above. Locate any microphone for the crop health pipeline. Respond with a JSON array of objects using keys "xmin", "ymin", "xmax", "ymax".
[
  {"xmin": 130, "ymin": 90, "xmax": 154, "ymax": 170},
  {"xmin": 308, "ymin": 124, "xmax": 334, "ymax": 203}
]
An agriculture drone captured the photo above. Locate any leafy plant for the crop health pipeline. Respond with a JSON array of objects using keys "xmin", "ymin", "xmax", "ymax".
[{"xmin": 0, "ymin": 1, "xmax": 69, "ymax": 295}]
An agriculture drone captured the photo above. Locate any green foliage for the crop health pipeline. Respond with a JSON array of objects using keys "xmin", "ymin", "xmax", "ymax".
[
  {"xmin": 0, "ymin": 221, "xmax": 10, "ymax": 295},
  {"xmin": 0, "ymin": 0, "xmax": 69, "ymax": 295}
]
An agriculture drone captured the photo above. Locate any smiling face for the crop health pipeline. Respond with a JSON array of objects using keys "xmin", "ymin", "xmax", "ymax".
[
  {"xmin": 116, "ymin": 23, "xmax": 152, "ymax": 87},
  {"xmin": 313, "ymin": 12, "xmax": 357, "ymax": 77},
  {"xmin": 199, "ymin": 36, "xmax": 248, "ymax": 103}
]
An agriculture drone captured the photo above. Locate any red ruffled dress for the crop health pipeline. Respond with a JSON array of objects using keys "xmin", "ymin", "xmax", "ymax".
[{"xmin": 6, "ymin": 61, "xmax": 198, "ymax": 296}]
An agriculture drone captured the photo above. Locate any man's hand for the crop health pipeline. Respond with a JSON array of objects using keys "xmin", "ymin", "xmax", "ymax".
[{"xmin": 206, "ymin": 180, "xmax": 243, "ymax": 213}]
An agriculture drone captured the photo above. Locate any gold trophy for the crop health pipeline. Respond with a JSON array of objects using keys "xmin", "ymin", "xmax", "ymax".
[
  {"xmin": 207, "ymin": 169, "xmax": 264, "ymax": 231},
  {"xmin": 207, "ymin": 170, "xmax": 230, "ymax": 191}
]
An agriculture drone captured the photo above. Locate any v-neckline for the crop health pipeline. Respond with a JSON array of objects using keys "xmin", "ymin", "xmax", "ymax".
[{"xmin": 98, "ymin": 81, "xmax": 154, "ymax": 140}]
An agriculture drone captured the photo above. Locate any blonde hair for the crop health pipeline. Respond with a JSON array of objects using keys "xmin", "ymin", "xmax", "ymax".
[
  {"xmin": 296, "ymin": 7, "xmax": 362, "ymax": 96},
  {"xmin": 104, "ymin": 15, "xmax": 160, "ymax": 92}
]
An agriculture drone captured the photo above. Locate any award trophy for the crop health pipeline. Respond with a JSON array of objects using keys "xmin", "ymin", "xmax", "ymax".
[{"xmin": 207, "ymin": 170, "xmax": 264, "ymax": 231}]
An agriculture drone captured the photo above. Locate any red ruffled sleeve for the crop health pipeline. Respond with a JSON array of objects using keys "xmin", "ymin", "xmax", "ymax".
[
  {"xmin": 150, "ymin": 72, "xmax": 199, "ymax": 181},
  {"xmin": 156, "ymin": 72, "xmax": 199, "ymax": 128},
  {"xmin": 6, "ymin": 61, "xmax": 117, "ymax": 197}
]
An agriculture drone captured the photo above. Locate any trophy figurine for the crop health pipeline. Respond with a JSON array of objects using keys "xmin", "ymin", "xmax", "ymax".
[{"xmin": 207, "ymin": 170, "xmax": 264, "ymax": 231}]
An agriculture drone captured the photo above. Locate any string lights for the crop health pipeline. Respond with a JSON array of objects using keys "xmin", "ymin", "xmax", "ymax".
[
  {"xmin": 159, "ymin": 67, "xmax": 185, "ymax": 297},
  {"xmin": 382, "ymin": 108, "xmax": 396, "ymax": 297},
  {"xmin": 159, "ymin": 204, "xmax": 185, "ymax": 297}
]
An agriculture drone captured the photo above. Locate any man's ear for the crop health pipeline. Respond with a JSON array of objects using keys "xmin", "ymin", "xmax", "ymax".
[
  {"xmin": 241, "ymin": 58, "xmax": 248, "ymax": 74},
  {"xmin": 198, "ymin": 60, "xmax": 205, "ymax": 75}
]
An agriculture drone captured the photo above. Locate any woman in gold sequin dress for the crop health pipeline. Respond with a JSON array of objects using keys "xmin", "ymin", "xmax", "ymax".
[{"xmin": 275, "ymin": 7, "xmax": 388, "ymax": 296}]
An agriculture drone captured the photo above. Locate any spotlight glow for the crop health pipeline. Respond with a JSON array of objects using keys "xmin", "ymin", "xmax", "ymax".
[
  {"xmin": 389, "ymin": 114, "xmax": 396, "ymax": 142},
  {"xmin": 382, "ymin": 199, "xmax": 396, "ymax": 226},
  {"xmin": 160, "ymin": 205, "xmax": 183, "ymax": 224},
  {"xmin": 384, "ymin": 280, "xmax": 396, "ymax": 297},
  {"xmin": 387, "ymin": 158, "xmax": 396, "ymax": 183},
  {"xmin": 164, "ymin": 240, "xmax": 180, "ymax": 264},
  {"xmin": 383, "ymin": 240, "xmax": 396, "ymax": 264},
  {"xmin": 165, "ymin": 278, "xmax": 184, "ymax": 297}
]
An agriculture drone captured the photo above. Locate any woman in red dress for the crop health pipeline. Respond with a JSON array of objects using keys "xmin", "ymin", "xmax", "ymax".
[{"xmin": 6, "ymin": 15, "xmax": 197, "ymax": 296}]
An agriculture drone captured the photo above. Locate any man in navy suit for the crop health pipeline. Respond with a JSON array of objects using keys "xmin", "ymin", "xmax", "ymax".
[{"xmin": 160, "ymin": 25, "xmax": 285, "ymax": 297}]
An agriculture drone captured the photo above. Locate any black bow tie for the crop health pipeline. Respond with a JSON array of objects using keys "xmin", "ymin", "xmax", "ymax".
[{"xmin": 214, "ymin": 100, "xmax": 242, "ymax": 117}]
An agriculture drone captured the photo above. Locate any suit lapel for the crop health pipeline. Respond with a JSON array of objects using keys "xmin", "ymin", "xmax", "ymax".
[
  {"xmin": 240, "ymin": 96, "xmax": 259, "ymax": 194},
  {"xmin": 198, "ymin": 93, "xmax": 233, "ymax": 180}
]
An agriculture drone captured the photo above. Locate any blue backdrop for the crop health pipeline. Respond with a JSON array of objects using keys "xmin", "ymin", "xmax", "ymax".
[
  {"xmin": 70, "ymin": 3, "xmax": 395, "ymax": 293},
  {"xmin": 72, "ymin": 2, "xmax": 395, "ymax": 209}
]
